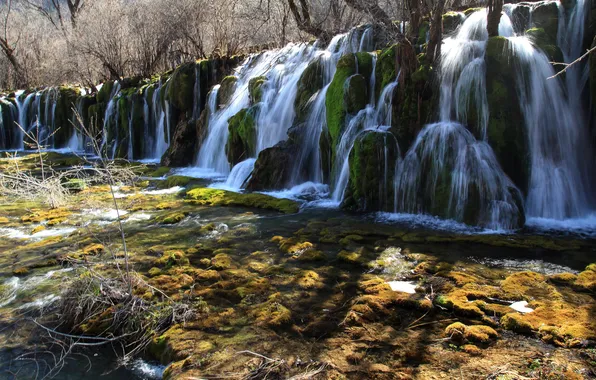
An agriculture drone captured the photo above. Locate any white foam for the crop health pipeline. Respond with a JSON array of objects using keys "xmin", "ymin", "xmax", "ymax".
[
  {"xmin": 125, "ymin": 213, "xmax": 153, "ymax": 222},
  {"xmin": 526, "ymin": 214, "xmax": 596, "ymax": 237},
  {"xmin": 510, "ymin": 301, "xmax": 533, "ymax": 313},
  {"xmin": 141, "ymin": 186, "xmax": 185, "ymax": 196},
  {"xmin": 387, "ymin": 281, "xmax": 417, "ymax": 294},
  {"xmin": 87, "ymin": 209, "xmax": 129, "ymax": 220},
  {"xmin": 259, "ymin": 182, "xmax": 330, "ymax": 202},
  {"xmin": 129, "ymin": 359, "xmax": 166, "ymax": 379},
  {"xmin": 172, "ymin": 167, "xmax": 226, "ymax": 179}
]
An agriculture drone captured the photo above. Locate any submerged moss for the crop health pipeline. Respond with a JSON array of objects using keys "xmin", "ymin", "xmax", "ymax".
[{"xmin": 186, "ymin": 188, "xmax": 299, "ymax": 214}]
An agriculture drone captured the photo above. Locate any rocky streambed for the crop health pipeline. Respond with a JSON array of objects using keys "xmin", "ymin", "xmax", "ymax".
[{"xmin": 0, "ymin": 152, "xmax": 595, "ymax": 379}]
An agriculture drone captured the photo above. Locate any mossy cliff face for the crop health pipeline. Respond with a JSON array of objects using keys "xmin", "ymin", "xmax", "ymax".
[
  {"xmin": 323, "ymin": 53, "xmax": 368, "ymax": 171},
  {"xmin": 165, "ymin": 62, "xmax": 196, "ymax": 114},
  {"xmin": 484, "ymin": 36, "xmax": 530, "ymax": 195},
  {"xmin": 343, "ymin": 130, "xmax": 400, "ymax": 212},
  {"xmin": 375, "ymin": 45, "xmax": 398, "ymax": 102},
  {"xmin": 226, "ymin": 107, "xmax": 258, "ymax": 165}
]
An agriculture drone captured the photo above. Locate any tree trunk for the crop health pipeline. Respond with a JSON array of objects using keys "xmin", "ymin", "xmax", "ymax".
[
  {"xmin": 427, "ymin": 0, "xmax": 446, "ymax": 64},
  {"xmin": 287, "ymin": 0, "xmax": 331, "ymax": 42},
  {"xmin": 487, "ymin": 0, "xmax": 503, "ymax": 37},
  {"xmin": 0, "ymin": 38, "xmax": 26, "ymax": 88}
]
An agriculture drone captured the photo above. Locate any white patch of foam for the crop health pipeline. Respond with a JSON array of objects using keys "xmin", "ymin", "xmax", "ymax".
[
  {"xmin": 526, "ymin": 214, "xmax": 596, "ymax": 237},
  {"xmin": 0, "ymin": 227, "xmax": 76, "ymax": 240},
  {"xmin": 136, "ymin": 158, "xmax": 162, "ymax": 164},
  {"xmin": 259, "ymin": 182, "xmax": 330, "ymax": 202},
  {"xmin": 125, "ymin": 213, "xmax": 153, "ymax": 222},
  {"xmin": 129, "ymin": 359, "xmax": 166, "ymax": 379},
  {"xmin": 87, "ymin": 208, "xmax": 129, "ymax": 220},
  {"xmin": 31, "ymin": 227, "xmax": 76, "ymax": 239},
  {"xmin": 387, "ymin": 281, "xmax": 417, "ymax": 294},
  {"xmin": 375, "ymin": 212, "xmax": 504, "ymax": 234},
  {"xmin": 0, "ymin": 228, "xmax": 30, "ymax": 239},
  {"xmin": 141, "ymin": 186, "xmax": 185, "ymax": 196},
  {"xmin": 172, "ymin": 167, "xmax": 226, "ymax": 179},
  {"xmin": 510, "ymin": 301, "xmax": 533, "ymax": 313}
]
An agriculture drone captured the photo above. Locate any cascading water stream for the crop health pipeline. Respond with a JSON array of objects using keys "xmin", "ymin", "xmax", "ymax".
[
  {"xmin": 331, "ymin": 78, "xmax": 399, "ymax": 202},
  {"xmin": 508, "ymin": 36, "xmax": 592, "ymax": 219},
  {"xmin": 100, "ymin": 82, "xmax": 121, "ymax": 158},
  {"xmin": 195, "ymin": 27, "xmax": 374, "ymax": 186}
]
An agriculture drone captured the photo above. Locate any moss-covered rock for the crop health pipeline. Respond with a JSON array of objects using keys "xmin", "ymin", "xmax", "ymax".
[
  {"xmin": 248, "ymin": 76, "xmax": 267, "ymax": 105},
  {"xmin": 324, "ymin": 54, "xmax": 360, "ymax": 158},
  {"xmin": 531, "ymin": 1, "xmax": 559, "ymax": 44},
  {"xmin": 511, "ymin": 5, "xmax": 531, "ymax": 34},
  {"xmin": 161, "ymin": 108, "xmax": 209, "ymax": 167},
  {"xmin": 485, "ymin": 36, "xmax": 530, "ymax": 195},
  {"xmin": 375, "ymin": 45, "xmax": 398, "ymax": 102},
  {"xmin": 186, "ymin": 187, "xmax": 299, "ymax": 213},
  {"xmin": 526, "ymin": 28, "xmax": 564, "ymax": 64},
  {"xmin": 217, "ymin": 76, "xmax": 238, "ymax": 108},
  {"xmin": 226, "ymin": 107, "xmax": 257, "ymax": 165},
  {"xmin": 442, "ymin": 11, "xmax": 464, "ymax": 35},
  {"xmin": 157, "ymin": 212, "xmax": 188, "ymax": 225},
  {"xmin": 343, "ymin": 130, "xmax": 399, "ymax": 212},
  {"xmin": 245, "ymin": 140, "xmax": 297, "ymax": 191},
  {"xmin": 165, "ymin": 62, "xmax": 196, "ymax": 113},
  {"xmin": 294, "ymin": 58, "xmax": 325, "ymax": 123}
]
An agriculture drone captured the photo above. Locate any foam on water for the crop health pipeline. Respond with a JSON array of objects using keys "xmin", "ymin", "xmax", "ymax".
[
  {"xmin": 129, "ymin": 359, "xmax": 166, "ymax": 379},
  {"xmin": 259, "ymin": 182, "xmax": 330, "ymax": 202},
  {"xmin": 525, "ymin": 214, "xmax": 596, "ymax": 238}
]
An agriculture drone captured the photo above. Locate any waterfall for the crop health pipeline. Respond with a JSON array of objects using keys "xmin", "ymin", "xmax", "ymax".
[
  {"xmin": 394, "ymin": 122, "xmax": 522, "ymax": 230},
  {"xmin": 100, "ymin": 82, "xmax": 121, "ymax": 158},
  {"xmin": 558, "ymin": 0, "xmax": 589, "ymax": 119},
  {"xmin": 508, "ymin": 36, "xmax": 591, "ymax": 219},
  {"xmin": 15, "ymin": 93, "xmax": 35, "ymax": 150},
  {"xmin": 67, "ymin": 97, "xmax": 86, "ymax": 152},
  {"xmin": 332, "ymin": 79, "xmax": 399, "ymax": 202},
  {"xmin": 215, "ymin": 158, "xmax": 257, "ymax": 191},
  {"xmin": 195, "ymin": 26, "xmax": 373, "ymax": 184}
]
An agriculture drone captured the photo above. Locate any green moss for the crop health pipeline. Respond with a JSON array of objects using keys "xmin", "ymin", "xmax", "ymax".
[
  {"xmin": 463, "ymin": 7, "xmax": 484, "ymax": 16},
  {"xmin": 375, "ymin": 45, "xmax": 398, "ymax": 101},
  {"xmin": 157, "ymin": 175, "xmax": 193, "ymax": 189},
  {"xmin": 343, "ymin": 130, "xmax": 399, "ymax": 212},
  {"xmin": 226, "ymin": 107, "xmax": 257, "ymax": 165},
  {"xmin": 146, "ymin": 167, "xmax": 171, "ymax": 177},
  {"xmin": 186, "ymin": 187, "xmax": 299, "ymax": 214},
  {"xmin": 154, "ymin": 250, "xmax": 190, "ymax": 269},
  {"xmin": 158, "ymin": 212, "xmax": 188, "ymax": 225},
  {"xmin": 325, "ymin": 54, "xmax": 358, "ymax": 153}
]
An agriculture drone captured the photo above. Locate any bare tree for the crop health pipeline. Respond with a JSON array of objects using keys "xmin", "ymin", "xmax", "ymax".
[{"xmin": 0, "ymin": 0, "xmax": 26, "ymax": 88}]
